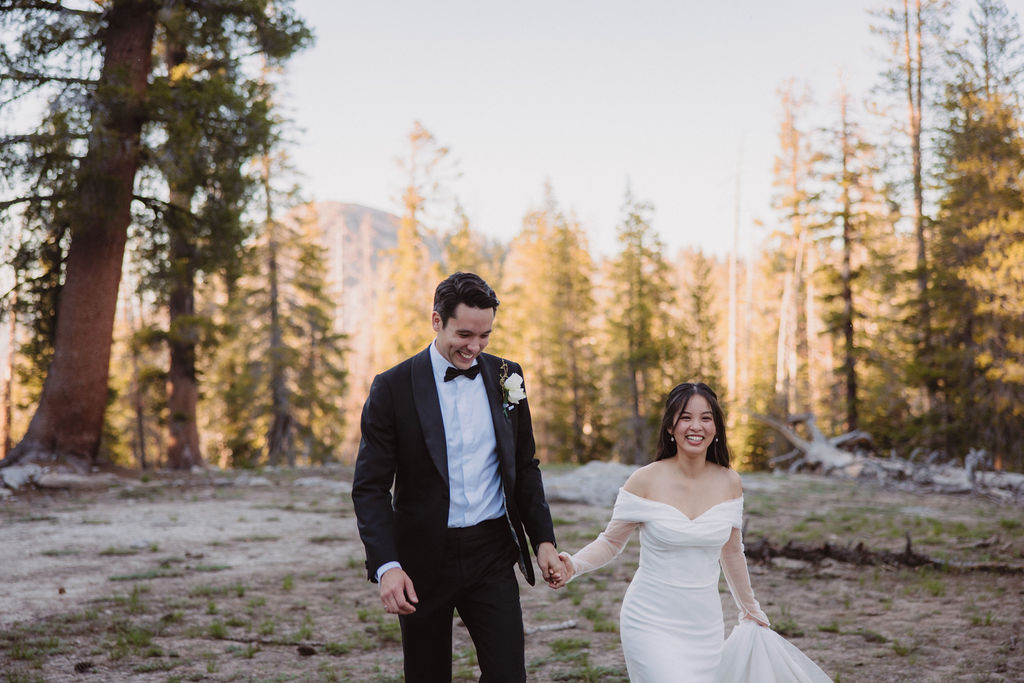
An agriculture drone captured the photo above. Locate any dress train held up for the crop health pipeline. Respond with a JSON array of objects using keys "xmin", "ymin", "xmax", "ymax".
[{"xmin": 566, "ymin": 488, "xmax": 831, "ymax": 683}]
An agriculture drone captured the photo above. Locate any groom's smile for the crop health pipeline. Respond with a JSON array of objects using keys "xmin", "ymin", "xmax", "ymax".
[{"xmin": 431, "ymin": 303, "xmax": 495, "ymax": 370}]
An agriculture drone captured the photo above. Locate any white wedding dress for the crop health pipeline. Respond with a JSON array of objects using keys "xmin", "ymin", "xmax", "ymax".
[{"xmin": 565, "ymin": 488, "xmax": 831, "ymax": 683}]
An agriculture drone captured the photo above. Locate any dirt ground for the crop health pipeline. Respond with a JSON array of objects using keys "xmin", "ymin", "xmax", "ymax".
[{"xmin": 1, "ymin": 466, "xmax": 1022, "ymax": 682}]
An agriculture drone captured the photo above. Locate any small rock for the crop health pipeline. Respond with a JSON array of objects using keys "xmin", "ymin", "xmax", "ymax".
[
  {"xmin": 543, "ymin": 461, "xmax": 637, "ymax": 506},
  {"xmin": 0, "ymin": 463, "xmax": 46, "ymax": 489}
]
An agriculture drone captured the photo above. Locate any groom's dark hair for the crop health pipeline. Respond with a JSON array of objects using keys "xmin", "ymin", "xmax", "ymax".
[{"xmin": 433, "ymin": 272, "xmax": 500, "ymax": 327}]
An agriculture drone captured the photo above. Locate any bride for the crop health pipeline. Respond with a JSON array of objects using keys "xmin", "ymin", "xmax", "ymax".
[{"xmin": 553, "ymin": 382, "xmax": 832, "ymax": 682}]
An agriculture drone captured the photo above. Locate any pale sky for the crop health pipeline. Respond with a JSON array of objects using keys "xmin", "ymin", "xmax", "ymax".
[{"xmin": 284, "ymin": 0, "xmax": 1019, "ymax": 257}]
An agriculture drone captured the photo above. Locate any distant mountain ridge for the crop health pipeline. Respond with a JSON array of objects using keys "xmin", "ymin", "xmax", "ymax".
[{"xmin": 313, "ymin": 201, "xmax": 399, "ymax": 335}]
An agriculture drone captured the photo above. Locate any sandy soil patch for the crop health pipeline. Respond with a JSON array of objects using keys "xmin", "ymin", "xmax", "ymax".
[{"xmin": 1, "ymin": 467, "xmax": 1021, "ymax": 682}]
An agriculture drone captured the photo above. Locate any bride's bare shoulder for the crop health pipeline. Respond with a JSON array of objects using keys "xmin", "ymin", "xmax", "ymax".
[
  {"xmin": 721, "ymin": 466, "xmax": 743, "ymax": 498},
  {"xmin": 623, "ymin": 461, "xmax": 664, "ymax": 498}
]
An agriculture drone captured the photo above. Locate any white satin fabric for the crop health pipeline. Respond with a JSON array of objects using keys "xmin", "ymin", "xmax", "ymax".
[
  {"xmin": 719, "ymin": 622, "xmax": 833, "ymax": 683},
  {"xmin": 568, "ymin": 488, "xmax": 831, "ymax": 683}
]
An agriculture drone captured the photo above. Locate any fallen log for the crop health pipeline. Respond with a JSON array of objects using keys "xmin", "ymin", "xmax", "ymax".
[
  {"xmin": 743, "ymin": 532, "xmax": 1023, "ymax": 575},
  {"xmin": 752, "ymin": 413, "xmax": 1024, "ymax": 503},
  {"xmin": 754, "ymin": 413, "xmax": 856, "ymax": 473}
]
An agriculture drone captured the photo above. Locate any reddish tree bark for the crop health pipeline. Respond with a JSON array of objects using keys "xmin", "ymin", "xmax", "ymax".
[{"xmin": 1, "ymin": 0, "xmax": 158, "ymax": 472}]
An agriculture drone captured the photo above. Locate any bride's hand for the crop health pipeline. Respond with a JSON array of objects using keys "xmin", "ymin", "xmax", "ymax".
[{"xmin": 550, "ymin": 552, "xmax": 574, "ymax": 588}]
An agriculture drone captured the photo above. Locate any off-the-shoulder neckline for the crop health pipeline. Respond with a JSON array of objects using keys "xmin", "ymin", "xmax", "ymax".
[{"xmin": 618, "ymin": 487, "xmax": 743, "ymax": 521}]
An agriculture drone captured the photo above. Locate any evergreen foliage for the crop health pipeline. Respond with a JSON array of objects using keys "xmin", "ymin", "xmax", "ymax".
[
  {"xmin": 925, "ymin": 0, "xmax": 1024, "ymax": 466},
  {"xmin": 604, "ymin": 187, "xmax": 673, "ymax": 465},
  {"xmin": 374, "ymin": 122, "xmax": 447, "ymax": 368},
  {"xmin": 213, "ymin": 199, "xmax": 348, "ymax": 468},
  {"xmin": 0, "ymin": 0, "xmax": 310, "ymax": 470},
  {"xmin": 2, "ymin": 1, "xmax": 1023, "ymax": 472},
  {"xmin": 502, "ymin": 186, "xmax": 604, "ymax": 463}
]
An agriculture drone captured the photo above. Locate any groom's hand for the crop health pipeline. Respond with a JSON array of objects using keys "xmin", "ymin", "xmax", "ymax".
[
  {"xmin": 536, "ymin": 542, "xmax": 564, "ymax": 588},
  {"xmin": 379, "ymin": 567, "xmax": 418, "ymax": 615}
]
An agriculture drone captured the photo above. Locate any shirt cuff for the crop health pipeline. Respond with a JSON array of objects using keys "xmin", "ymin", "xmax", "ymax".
[{"xmin": 375, "ymin": 561, "xmax": 402, "ymax": 582}]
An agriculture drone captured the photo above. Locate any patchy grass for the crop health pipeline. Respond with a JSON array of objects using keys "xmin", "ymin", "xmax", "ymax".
[{"xmin": 1, "ymin": 468, "xmax": 1021, "ymax": 682}]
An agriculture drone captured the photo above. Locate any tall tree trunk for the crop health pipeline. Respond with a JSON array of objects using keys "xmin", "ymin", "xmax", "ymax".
[
  {"xmin": 906, "ymin": 0, "xmax": 934, "ymax": 411},
  {"xmin": 629, "ymin": 365, "xmax": 644, "ymax": 465},
  {"xmin": 838, "ymin": 88, "xmax": 859, "ymax": 431},
  {"xmin": 567, "ymin": 329, "xmax": 584, "ymax": 463},
  {"xmin": 742, "ymin": 251, "xmax": 753, "ymax": 402},
  {"xmin": 262, "ymin": 156, "xmax": 294, "ymax": 467},
  {"xmin": 805, "ymin": 242, "xmax": 821, "ymax": 417},
  {"xmin": 166, "ymin": 218, "xmax": 202, "ymax": 469},
  {"xmin": 775, "ymin": 269, "xmax": 794, "ymax": 415},
  {"xmin": 1, "ymin": 288, "xmax": 15, "ymax": 458},
  {"xmin": 265, "ymin": 222, "xmax": 292, "ymax": 466},
  {"xmin": 126, "ymin": 286, "xmax": 148, "ymax": 469},
  {"xmin": 3, "ymin": 0, "xmax": 157, "ymax": 472},
  {"xmin": 161, "ymin": 18, "xmax": 204, "ymax": 471}
]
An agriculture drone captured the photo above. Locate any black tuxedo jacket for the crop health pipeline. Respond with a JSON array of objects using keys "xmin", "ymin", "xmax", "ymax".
[{"xmin": 352, "ymin": 347, "xmax": 556, "ymax": 588}]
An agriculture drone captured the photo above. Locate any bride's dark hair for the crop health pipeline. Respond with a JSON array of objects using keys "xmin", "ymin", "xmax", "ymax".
[{"xmin": 654, "ymin": 382, "xmax": 730, "ymax": 467}]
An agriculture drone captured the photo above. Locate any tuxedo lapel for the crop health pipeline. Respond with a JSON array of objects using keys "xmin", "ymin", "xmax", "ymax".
[
  {"xmin": 411, "ymin": 347, "xmax": 448, "ymax": 485},
  {"xmin": 480, "ymin": 355, "xmax": 514, "ymax": 470}
]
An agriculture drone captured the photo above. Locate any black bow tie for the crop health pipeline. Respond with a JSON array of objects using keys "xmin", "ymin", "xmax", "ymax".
[{"xmin": 444, "ymin": 365, "xmax": 481, "ymax": 382}]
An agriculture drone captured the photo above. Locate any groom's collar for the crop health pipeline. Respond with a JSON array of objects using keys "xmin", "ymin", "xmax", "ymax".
[{"xmin": 428, "ymin": 341, "xmax": 480, "ymax": 386}]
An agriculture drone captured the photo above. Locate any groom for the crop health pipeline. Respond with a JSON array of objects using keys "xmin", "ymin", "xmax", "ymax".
[{"xmin": 352, "ymin": 271, "xmax": 563, "ymax": 682}]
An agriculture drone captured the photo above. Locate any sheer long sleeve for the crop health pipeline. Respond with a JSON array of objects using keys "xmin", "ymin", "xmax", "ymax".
[
  {"xmin": 720, "ymin": 526, "xmax": 770, "ymax": 627},
  {"xmin": 561, "ymin": 518, "xmax": 639, "ymax": 581}
]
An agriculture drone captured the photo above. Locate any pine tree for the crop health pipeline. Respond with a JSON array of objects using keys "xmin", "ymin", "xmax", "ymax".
[
  {"xmin": 871, "ymin": 0, "xmax": 956, "ymax": 414},
  {"xmin": 817, "ymin": 84, "xmax": 898, "ymax": 434},
  {"xmin": 681, "ymin": 251, "xmax": 724, "ymax": 390},
  {"xmin": 374, "ymin": 122, "xmax": 449, "ymax": 369},
  {"xmin": 213, "ymin": 199, "xmax": 348, "ymax": 468},
  {"xmin": 136, "ymin": 9, "xmax": 309, "ymax": 469},
  {"xmin": 929, "ymin": 0, "xmax": 1024, "ymax": 465},
  {"xmin": 502, "ymin": 186, "xmax": 601, "ymax": 463},
  {"xmin": 1, "ymin": 0, "xmax": 160, "ymax": 470},
  {"xmin": 604, "ymin": 186, "xmax": 673, "ymax": 465},
  {"xmin": 0, "ymin": 0, "xmax": 311, "ymax": 470},
  {"xmin": 290, "ymin": 211, "xmax": 349, "ymax": 464},
  {"xmin": 770, "ymin": 81, "xmax": 821, "ymax": 420},
  {"xmin": 442, "ymin": 203, "xmax": 505, "ymax": 281}
]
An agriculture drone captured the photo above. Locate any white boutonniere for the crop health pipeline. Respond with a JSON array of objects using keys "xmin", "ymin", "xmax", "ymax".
[{"xmin": 499, "ymin": 360, "xmax": 525, "ymax": 415}]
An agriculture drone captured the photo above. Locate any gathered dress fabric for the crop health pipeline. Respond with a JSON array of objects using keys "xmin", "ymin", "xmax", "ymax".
[{"xmin": 565, "ymin": 488, "xmax": 831, "ymax": 683}]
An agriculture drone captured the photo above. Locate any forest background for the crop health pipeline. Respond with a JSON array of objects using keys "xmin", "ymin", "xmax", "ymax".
[{"xmin": 1, "ymin": 0, "xmax": 1023, "ymax": 477}]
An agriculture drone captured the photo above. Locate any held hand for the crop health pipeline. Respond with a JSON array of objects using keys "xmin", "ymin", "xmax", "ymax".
[
  {"xmin": 557, "ymin": 552, "xmax": 576, "ymax": 585},
  {"xmin": 536, "ymin": 542, "xmax": 564, "ymax": 589},
  {"xmin": 379, "ymin": 567, "xmax": 418, "ymax": 615}
]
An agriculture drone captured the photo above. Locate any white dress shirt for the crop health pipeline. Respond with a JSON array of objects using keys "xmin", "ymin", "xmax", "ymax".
[{"xmin": 429, "ymin": 342, "xmax": 505, "ymax": 527}]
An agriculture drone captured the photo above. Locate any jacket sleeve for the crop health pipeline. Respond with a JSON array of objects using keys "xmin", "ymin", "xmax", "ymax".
[
  {"xmin": 351, "ymin": 375, "xmax": 399, "ymax": 582},
  {"xmin": 720, "ymin": 527, "xmax": 770, "ymax": 626}
]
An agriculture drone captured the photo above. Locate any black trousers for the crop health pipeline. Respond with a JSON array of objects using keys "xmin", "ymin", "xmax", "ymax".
[{"xmin": 398, "ymin": 517, "xmax": 526, "ymax": 683}]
